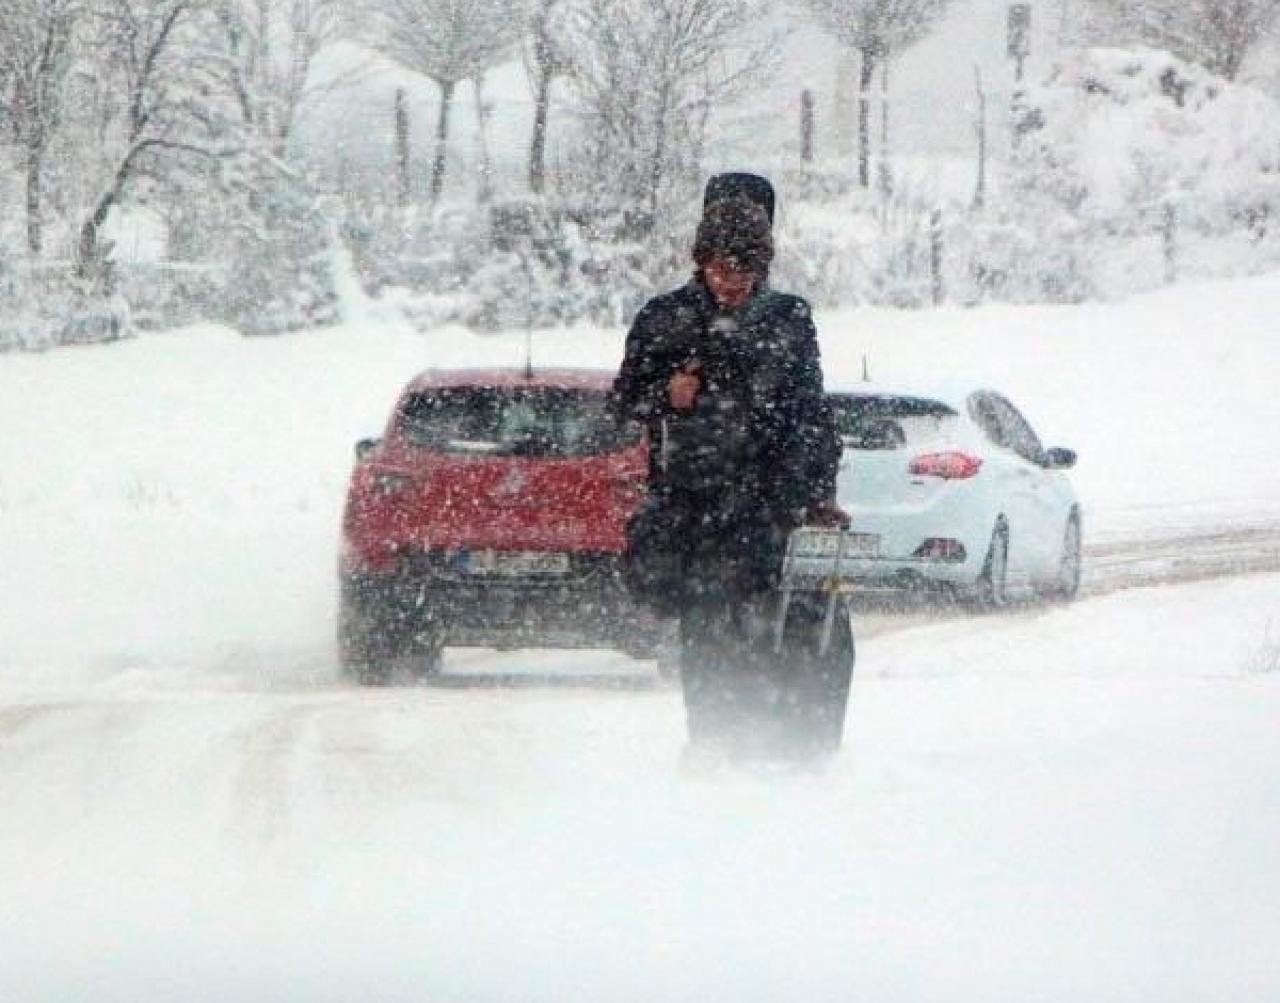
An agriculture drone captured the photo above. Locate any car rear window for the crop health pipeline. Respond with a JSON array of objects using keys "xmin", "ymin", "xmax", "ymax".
[
  {"xmin": 829, "ymin": 394, "xmax": 958, "ymax": 450},
  {"xmin": 398, "ymin": 387, "xmax": 643, "ymax": 458}
]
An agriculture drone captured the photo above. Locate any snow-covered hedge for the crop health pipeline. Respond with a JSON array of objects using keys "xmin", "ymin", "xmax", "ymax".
[
  {"xmin": 1014, "ymin": 47, "xmax": 1280, "ymax": 239},
  {"xmin": 345, "ymin": 200, "xmax": 691, "ymax": 333},
  {"xmin": 0, "ymin": 262, "xmax": 133, "ymax": 352}
]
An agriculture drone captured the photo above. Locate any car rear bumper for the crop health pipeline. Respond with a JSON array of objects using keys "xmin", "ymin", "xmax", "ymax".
[
  {"xmin": 341, "ymin": 552, "xmax": 669, "ymax": 653},
  {"xmin": 839, "ymin": 505, "xmax": 993, "ymax": 591}
]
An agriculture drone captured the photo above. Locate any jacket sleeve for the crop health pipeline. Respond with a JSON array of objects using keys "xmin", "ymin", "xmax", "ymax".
[
  {"xmin": 610, "ymin": 298, "xmax": 674, "ymax": 425},
  {"xmin": 777, "ymin": 298, "xmax": 840, "ymax": 517}
]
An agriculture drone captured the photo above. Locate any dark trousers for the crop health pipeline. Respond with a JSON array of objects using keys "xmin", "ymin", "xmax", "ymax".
[{"xmin": 679, "ymin": 590, "xmax": 854, "ymax": 761}]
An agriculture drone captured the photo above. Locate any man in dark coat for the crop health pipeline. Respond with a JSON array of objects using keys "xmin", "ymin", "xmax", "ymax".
[{"xmin": 612, "ymin": 174, "xmax": 853, "ymax": 761}]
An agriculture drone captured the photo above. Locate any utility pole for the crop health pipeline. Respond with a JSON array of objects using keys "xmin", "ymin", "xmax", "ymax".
[
  {"xmin": 1008, "ymin": 3, "xmax": 1032, "ymax": 85},
  {"xmin": 974, "ymin": 66, "xmax": 988, "ymax": 211},
  {"xmin": 930, "ymin": 210, "xmax": 945, "ymax": 306},
  {"xmin": 1008, "ymin": 3, "xmax": 1033, "ymax": 148}
]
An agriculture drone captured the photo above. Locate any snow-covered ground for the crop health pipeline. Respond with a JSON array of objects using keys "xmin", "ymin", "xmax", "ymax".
[
  {"xmin": 2, "ymin": 577, "xmax": 1278, "ymax": 1002},
  {"xmin": 2, "ymin": 274, "xmax": 1279, "ymax": 1000}
]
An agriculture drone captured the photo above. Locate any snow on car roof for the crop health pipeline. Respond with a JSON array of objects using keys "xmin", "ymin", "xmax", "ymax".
[
  {"xmin": 826, "ymin": 380, "xmax": 980, "ymax": 412},
  {"xmin": 404, "ymin": 368, "xmax": 617, "ymax": 393}
]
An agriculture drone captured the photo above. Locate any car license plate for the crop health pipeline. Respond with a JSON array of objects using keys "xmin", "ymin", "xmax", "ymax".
[
  {"xmin": 789, "ymin": 529, "xmax": 881, "ymax": 560},
  {"xmin": 464, "ymin": 550, "xmax": 570, "ymax": 576}
]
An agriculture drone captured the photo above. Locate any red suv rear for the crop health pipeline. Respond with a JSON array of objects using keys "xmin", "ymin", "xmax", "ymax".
[{"xmin": 338, "ymin": 368, "xmax": 666, "ymax": 682}]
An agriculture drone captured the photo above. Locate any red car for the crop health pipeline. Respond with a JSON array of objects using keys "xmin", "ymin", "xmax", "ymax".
[{"xmin": 338, "ymin": 368, "xmax": 669, "ymax": 682}]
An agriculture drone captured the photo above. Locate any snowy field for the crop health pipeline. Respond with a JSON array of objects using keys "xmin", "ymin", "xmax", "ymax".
[{"xmin": 2, "ymin": 274, "xmax": 1279, "ymax": 1000}]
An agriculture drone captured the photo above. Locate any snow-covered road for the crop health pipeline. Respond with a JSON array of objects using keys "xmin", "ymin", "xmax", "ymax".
[
  {"xmin": 2, "ymin": 574, "xmax": 1278, "ymax": 1002},
  {"xmin": 2, "ymin": 276, "xmax": 1279, "ymax": 1000}
]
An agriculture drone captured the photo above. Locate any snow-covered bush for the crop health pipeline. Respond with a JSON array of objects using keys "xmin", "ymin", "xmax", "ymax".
[
  {"xmin": 0, "ymin": 249, "xmax": 44, "ymax": 352},
  {"xmin": 773, "ymin": 198, "xmax": 876, "ymax": 309},
  {"xmin": 220, "ymin": 169, "xmax": 340, "ymax": 336},
  {"xmin": 119, "ymin": 263, "xmax": 229, "ymax": 332},
  {"xmin": 964, "ymin": 209, "xmax": 1097, "ymax": 305},
  {"xmin": 0, "ymin": 261, "xmax": 132, "ymax": 351},
  {"xmin": 1014, "ymin": 48, "xmax": 1280, "ymax": 238},
  {"xmin": 462, "ymin": 218, "xmax": 655, "ymax": 332},
  {"xmin": 348, "ymin": 198, "xmax": 687, "ymax": 333},
  {"xmin": 776, "ymin": 162, "xmax": 861, "ymax": 204}
]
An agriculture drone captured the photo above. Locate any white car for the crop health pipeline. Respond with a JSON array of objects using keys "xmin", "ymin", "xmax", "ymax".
[{"xmin": 827, "ymin": 382, "xmax": 1082, "ymax": 606}]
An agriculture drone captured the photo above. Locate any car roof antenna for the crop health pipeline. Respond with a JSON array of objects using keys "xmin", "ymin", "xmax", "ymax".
[{"xmin": 862, "ymin": 354, "xmax": 871, "ymax": 383}]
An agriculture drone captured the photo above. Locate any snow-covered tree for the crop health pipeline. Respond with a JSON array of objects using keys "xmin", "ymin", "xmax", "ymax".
[
  {"xmin": 220, "ymin": 157, "xmax": 339, "ymax": 333},
  {"xmin": 563, "ymin": 0, "xmax": 779, "ymax": 222},
  {"xmin": 0, "ymin": 0, "xmax": 83, "ymax": 254},
  {"xmin": 363, "ymin": 0, "xmax": 527, "ymax": 204},
  {"xmin": 1079, "ymin": 0, "xmax": 1280, "ymax": 81},
  {"xmin": 73, "ymin": 0, "xmax": 248, "ymax": 278},
  {"xmin": 800, "ymin": 0, "xmax": 949, "ymax": 188},
  {"xmin": 525, "ymin": 0, "xmax": 574, "ymax": 195}
]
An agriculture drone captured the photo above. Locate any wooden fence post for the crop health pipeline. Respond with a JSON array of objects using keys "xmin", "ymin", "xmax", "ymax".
[
  {"xmin": 930, "ymin": 209, "xmax": 946, "ymax": 306},
  {"xmin": 974, "ymin": 66, "xmax": 988, "ymax": 211},
  {"xmin": 1162, "ymin": 202, "xmax": 1178, "ymax": 285},
  {"xmin": 801, "ymin": 90, "xmax": 815, "ymax": 163},
  {"xmin": 395, "ymin": 89, "xmax": 411, "ymax": 207}
]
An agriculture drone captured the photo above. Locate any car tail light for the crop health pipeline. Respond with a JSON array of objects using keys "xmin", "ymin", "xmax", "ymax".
[
  {"xmin": 908, "ymin": 451, "xmax": 983, "ymax": 480},
  {"xmin": 913, "ymin": 538, "xmax": 968, "ymax": 562}
]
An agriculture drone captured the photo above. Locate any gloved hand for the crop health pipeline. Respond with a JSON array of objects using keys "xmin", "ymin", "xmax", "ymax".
[
  {"xmin": 805, "ymin": 498, "xmax": 851, "ymax": 528},
  {"xmin": 667, "ymin": 363, "xmax": 702, "ymax": 411}
]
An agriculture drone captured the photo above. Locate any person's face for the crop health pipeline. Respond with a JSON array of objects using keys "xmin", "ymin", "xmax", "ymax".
[{"xmin": 703, "ymin": 256, "xmax": 758, "ymax": 309}]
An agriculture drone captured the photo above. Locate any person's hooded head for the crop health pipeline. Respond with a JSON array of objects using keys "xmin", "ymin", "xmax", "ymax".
[
  {"xmin": 703, "ymin": 172, "xmax": 776, "ymax": 226},
  {"xmin": 692, "ymin": 196, "xmax": 774, "ymax": 308}
]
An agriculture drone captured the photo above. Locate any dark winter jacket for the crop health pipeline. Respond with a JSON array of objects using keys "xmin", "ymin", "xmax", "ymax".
[{"xmin": 612, "ymin": 277, "xmax": 840, "ymax": 540}]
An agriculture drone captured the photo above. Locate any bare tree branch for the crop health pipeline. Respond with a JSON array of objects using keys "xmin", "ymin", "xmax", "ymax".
[
  {"xmin": 74, "ymin": 0, "xmax": 250, "ymax": 276},
  {"xmin": 0, "ymin": 0, "xmax": 83, "ymax": 253}
]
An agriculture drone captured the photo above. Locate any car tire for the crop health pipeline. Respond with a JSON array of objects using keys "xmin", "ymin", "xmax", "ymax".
[
  {"xmin": 336, "ymin": 575, "xmax": 406, "ymax": 685},
  {"xmin": 401, "ymin": 627, "xmax": 444, "ymax": 680},
  {"xmin": 338, "ymin": 606, "xmax": 394, "ymax": 685},
  {"xmin": 340, "ymin": 614, "xmax": 445, "ymax": 686},
  {"xmin": 338, "ymin": 574, "xmax": 445, "ymax": 685},
  {"xmin": 1044, "ymin": 513, "xmax": 1082, "ymax": 602},
  {"xmin": 972, "ymin": 520, "xmax": 1011, "ymax": 611}
]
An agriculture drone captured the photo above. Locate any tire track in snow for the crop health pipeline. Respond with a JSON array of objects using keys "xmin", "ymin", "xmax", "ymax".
[
  {"xmin": 852, "ymin": 521, "xmax": 1280, "ymax": 639},
  {"xmin": 224, "ymin": 700, "xmax": 335, "ymax": 857},
  {"xmin": 1082, "ymin": 521, "xmax": 1280, "ymax": 594}
]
